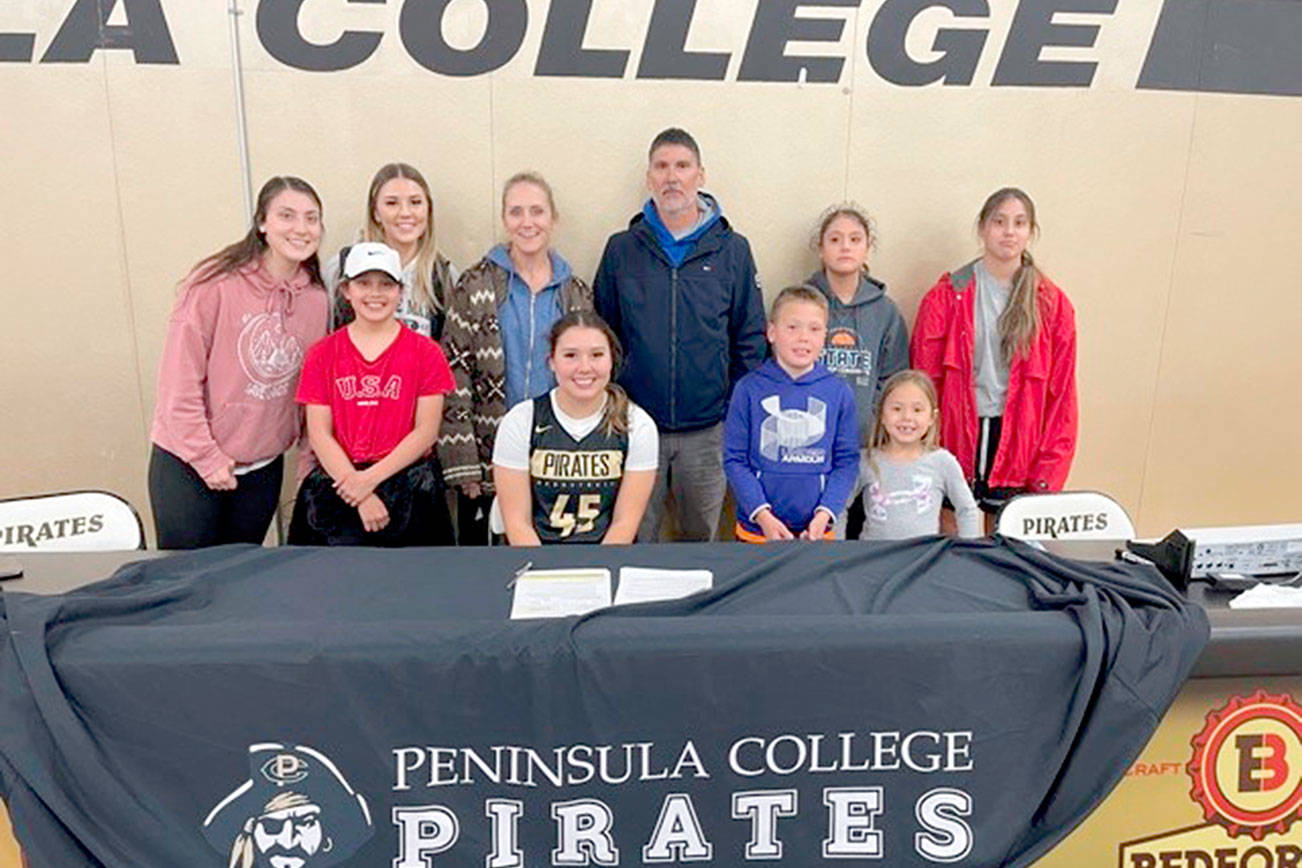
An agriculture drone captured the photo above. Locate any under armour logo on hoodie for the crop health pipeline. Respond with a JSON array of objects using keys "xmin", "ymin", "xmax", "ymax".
[{"xmin": 759, "ymin": 395, "xmax": 827, "ymax": 462}]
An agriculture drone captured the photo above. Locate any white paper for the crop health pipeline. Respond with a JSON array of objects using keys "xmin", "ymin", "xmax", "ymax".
[
  {"xmin": 1229, "ymin": 582, "xmax": 1302, "ymax": 609},
  {"xmin": 510, "ymin": 568, "xmax": 612, "ymax": 619},
  {"xmin": 614, "ymin": 567, "xmax": 713, "ymax": 606}
]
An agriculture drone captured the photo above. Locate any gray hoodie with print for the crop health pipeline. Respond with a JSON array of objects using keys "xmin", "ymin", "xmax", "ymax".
[{"xmin": 806, "ymin": 270, "xmax": 910, "ymax": 445}]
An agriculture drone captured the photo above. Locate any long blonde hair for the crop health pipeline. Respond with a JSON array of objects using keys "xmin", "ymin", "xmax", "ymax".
[
  {"xmin": 365, "ymin": 162, "xmax": 446, "ymax": 313},
  {"xmin": 978, "ymin": 187, "xmax": 1042, "ymax": 363},
  {"xmin": 548, "ymin": 310, "xmax": 629, "ymax": 437},
  {"xmin": 869, "ymin": 369, "xmax": 941, "ymax": 453}
]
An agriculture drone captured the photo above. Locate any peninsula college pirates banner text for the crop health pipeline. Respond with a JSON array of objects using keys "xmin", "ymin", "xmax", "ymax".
[{"xmin": 0, "ymin": 539, "xmax": 1207, "ymax": 865}]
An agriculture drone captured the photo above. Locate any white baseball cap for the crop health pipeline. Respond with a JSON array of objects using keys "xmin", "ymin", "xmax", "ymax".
[{"xmin": 343, "ymin": 242, "xmax": 404, "ymax": 283}]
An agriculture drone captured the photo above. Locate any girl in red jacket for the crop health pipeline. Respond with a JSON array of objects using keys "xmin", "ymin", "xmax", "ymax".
[
  {"xmin": 148, "ymin": 177, "xmax": 329, "ymax": 549},
  {"xmin": 910, "ymin": 188, "xmax": 1077, "ymax": 522}
]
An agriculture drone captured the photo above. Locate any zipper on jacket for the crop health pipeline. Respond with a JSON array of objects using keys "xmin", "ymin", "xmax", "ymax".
[
  {"xmin": 526, "ymin": 286, "xmax": 537, "ymax": 397},
  {"xmin": 670, "ymin": 266, "xmax": 678, "ymax": 427}
]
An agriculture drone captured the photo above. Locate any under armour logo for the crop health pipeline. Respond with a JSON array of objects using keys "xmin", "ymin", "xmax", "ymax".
[
  {"xmin": 759, "ymin": 395, "xmax": 826, "ymax": 461},
  {"xmin": 867, "ymin": 476, "xmax": 935, "ymax": 522}
]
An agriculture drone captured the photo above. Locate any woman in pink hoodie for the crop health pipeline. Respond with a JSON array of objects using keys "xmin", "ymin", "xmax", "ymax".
[{"xmin": 148, "ymin": 176, "xmax": 330, "ymax": 549}]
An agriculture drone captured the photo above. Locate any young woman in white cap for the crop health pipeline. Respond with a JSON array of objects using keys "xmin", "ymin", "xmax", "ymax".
[
  {"xmin": 148, "ymin": 176, "xmax": 329, "ymax": 549},
  {"xmin": 289, "ymin": 243, "xmax": 456, "ymax": 546}
]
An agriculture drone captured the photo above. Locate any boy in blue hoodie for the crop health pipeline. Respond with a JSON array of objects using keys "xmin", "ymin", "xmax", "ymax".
[{"xmin": 724, "ymin": 286, "xmax": 859, "ymax": 542}]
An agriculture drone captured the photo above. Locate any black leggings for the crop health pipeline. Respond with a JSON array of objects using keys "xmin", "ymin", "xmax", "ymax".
[
  {"xmin": 972, "ymin": 416, "xmax": 1021, "ymax": 515},
  {"xmin": 147, "ymin": 445, "xmax": 283, "ymax": 549}
]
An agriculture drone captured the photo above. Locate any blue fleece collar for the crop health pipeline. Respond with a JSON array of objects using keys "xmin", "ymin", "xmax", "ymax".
[
  {"xmin": 641, "ymin": 193, "xmax": 722, "ymax": 267},
  {"xmin": 486, "ymin": 244, "xmax": 574, "ymax": 287}
]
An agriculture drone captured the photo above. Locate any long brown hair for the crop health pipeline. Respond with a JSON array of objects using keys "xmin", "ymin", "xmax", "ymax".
[
  {"xmin": 365, "ymin": 162, "xmax": 446, "ymax": 312},
  {"xmin": 978, "ymin": 187, "xmax": 1042, "ymax": 363},
  {"xmin": 548, "ymin": 310, "xmax": 630, "ymax": 437},
  {"xmin": 190, "ymin": 176, "xmax": 323, "ymax": 286}
]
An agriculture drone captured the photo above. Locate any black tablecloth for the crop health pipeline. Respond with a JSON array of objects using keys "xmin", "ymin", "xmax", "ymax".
[{"xmin": 0, "ymin": 537, "xmax": 1208, "ymax": 866}]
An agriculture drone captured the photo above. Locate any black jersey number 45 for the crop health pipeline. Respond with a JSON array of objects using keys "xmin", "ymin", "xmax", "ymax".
[{"xmin": 549, "ymin": 494, "xmax": 602, "ymax": 538}]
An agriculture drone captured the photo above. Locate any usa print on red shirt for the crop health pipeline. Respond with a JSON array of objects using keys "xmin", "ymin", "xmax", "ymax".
[{"xmin": 296, "ymin": 327, "xmax": 453, "ymax": 464}]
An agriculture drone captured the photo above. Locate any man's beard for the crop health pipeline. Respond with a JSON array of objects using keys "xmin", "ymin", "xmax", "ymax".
[{"xmin": 254, "ymin": 848, "xmax": 315, "ymax": 868}]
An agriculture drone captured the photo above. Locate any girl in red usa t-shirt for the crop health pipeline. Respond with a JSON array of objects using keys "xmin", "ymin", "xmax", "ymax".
[{"xmin": 288, "ymin": 242, "xmax": 456, "ymax": 546}]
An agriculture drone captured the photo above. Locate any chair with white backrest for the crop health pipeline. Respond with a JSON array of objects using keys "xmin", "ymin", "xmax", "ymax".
[
  {"xmin": 0, "ymin": 490, "xmax": 146, "ymax": 552},
  {"xmin": 996, "ymin": 491, "xmax": 1136, "ymax": 542}
]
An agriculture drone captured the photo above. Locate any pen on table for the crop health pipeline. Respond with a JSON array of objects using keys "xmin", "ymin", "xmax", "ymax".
[{"xmin": 507, "ymin": 561, "xmax": 532, "ymax": 590}]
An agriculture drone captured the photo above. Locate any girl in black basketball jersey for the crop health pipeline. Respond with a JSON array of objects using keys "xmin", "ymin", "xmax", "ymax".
[{"xmin": 491, "ymin": 311, "xmax": 659, "ymax": 545}]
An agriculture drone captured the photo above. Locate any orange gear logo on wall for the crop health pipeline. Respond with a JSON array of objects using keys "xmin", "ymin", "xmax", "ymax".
[{"xmin": 1187, "ymin": 691, "xmax": 1302, "ymax": 839}]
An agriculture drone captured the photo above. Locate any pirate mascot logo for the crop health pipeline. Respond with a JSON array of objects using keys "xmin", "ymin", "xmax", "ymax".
[{"xmin": 203, "ymin": 743, "xmax": 373, "ymax": 867}]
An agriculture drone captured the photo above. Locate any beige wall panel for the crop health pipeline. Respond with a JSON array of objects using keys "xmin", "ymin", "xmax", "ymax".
[
  {"xmin": 1, "ymin": 4, "xmax": 243, "ymax": 523},
  {"xmin": 106, "ymin": 65, "xmax": 248, "ymax": 420},
  {"xmin": 1032, "ymin": 94, "xmax": 1195, "ymax": 529},
  {"xmin": 699, "ymin": 85, "xmax": 854, "ymax": 295},
  {"xmin": 1138, "ymin": 94, "xmax": 1302, "ymax": 533},
  {"xmin": 229, "ymin": 4, "xmax": 496, "ymax": 272},
  {"xmin": 104, "ymin": 0, "xmax": 245, "ymax": 330},
  {"xmin": 483, "ymin": 77, "xmax": 657, "ymax": 280},
  {"xmin": 232, "ymin": 87, "xmax": 495, "ymax": 281},
  {"xmin": 444, "ymin": 0, "xmax": 852, "ymax": 279},
  {"xmin": 0, "ymin": 66, "xmax": 146, "ymax": 510}
]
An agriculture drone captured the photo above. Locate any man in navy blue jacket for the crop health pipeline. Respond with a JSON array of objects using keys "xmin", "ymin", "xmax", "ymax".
[{"xmin": 594, "ymin": 128, "xmax": 767, "ymax": 541}]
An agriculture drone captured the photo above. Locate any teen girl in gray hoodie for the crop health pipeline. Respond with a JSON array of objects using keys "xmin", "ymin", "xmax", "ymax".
[{"xmin": 806, "ymin": 204, "xmax": 910, "ymax": 537}]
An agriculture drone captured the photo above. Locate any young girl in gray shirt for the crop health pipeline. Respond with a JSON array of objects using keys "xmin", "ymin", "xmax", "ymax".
[{"xmin": 857, "ymin": 370, "xmax": 981, "ymax": 540}]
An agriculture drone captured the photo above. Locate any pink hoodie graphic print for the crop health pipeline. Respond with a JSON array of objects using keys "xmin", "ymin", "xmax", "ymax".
[{"xmin": 150, "ymin": 262, "xmax": 328, "ymax": 478}]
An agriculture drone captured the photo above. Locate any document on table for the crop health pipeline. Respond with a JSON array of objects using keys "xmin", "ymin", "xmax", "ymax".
[
  {"xmin": 614, "ymin": 567, "xmax": 713, "ymax": 606},
  {"xmin": 510, "ymin": 568, "xmax": 612, "ymax": 619},
  {"xmin": 1229, "ymin": 581, "xmax": 1302, "ymax": 609}
]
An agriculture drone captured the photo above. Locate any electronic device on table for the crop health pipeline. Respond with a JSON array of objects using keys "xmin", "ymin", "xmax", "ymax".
[{"xmin": 1126, "ymin": 524, "xmax": 1302, "ymax": 590}]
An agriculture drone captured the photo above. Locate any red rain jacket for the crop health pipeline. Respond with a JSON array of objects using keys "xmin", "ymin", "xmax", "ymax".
[{"xmin": 911, "ymin": 261, "xmax": 1077, "ymax": 492}]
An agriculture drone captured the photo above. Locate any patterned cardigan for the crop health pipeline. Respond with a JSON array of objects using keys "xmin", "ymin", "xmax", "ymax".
[{"xmin": 437, "ymin": 257, "xmax": 593, "ymax": 492}]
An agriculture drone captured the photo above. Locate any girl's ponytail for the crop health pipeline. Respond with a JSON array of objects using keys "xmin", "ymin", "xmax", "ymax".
[
  {"xmin": 600, "ymin": 382, "xmax": 631, "ymax": 437},
  {"xmin": 998, "ymin": 247, "xmax": 1041, "ymax": 364}
]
